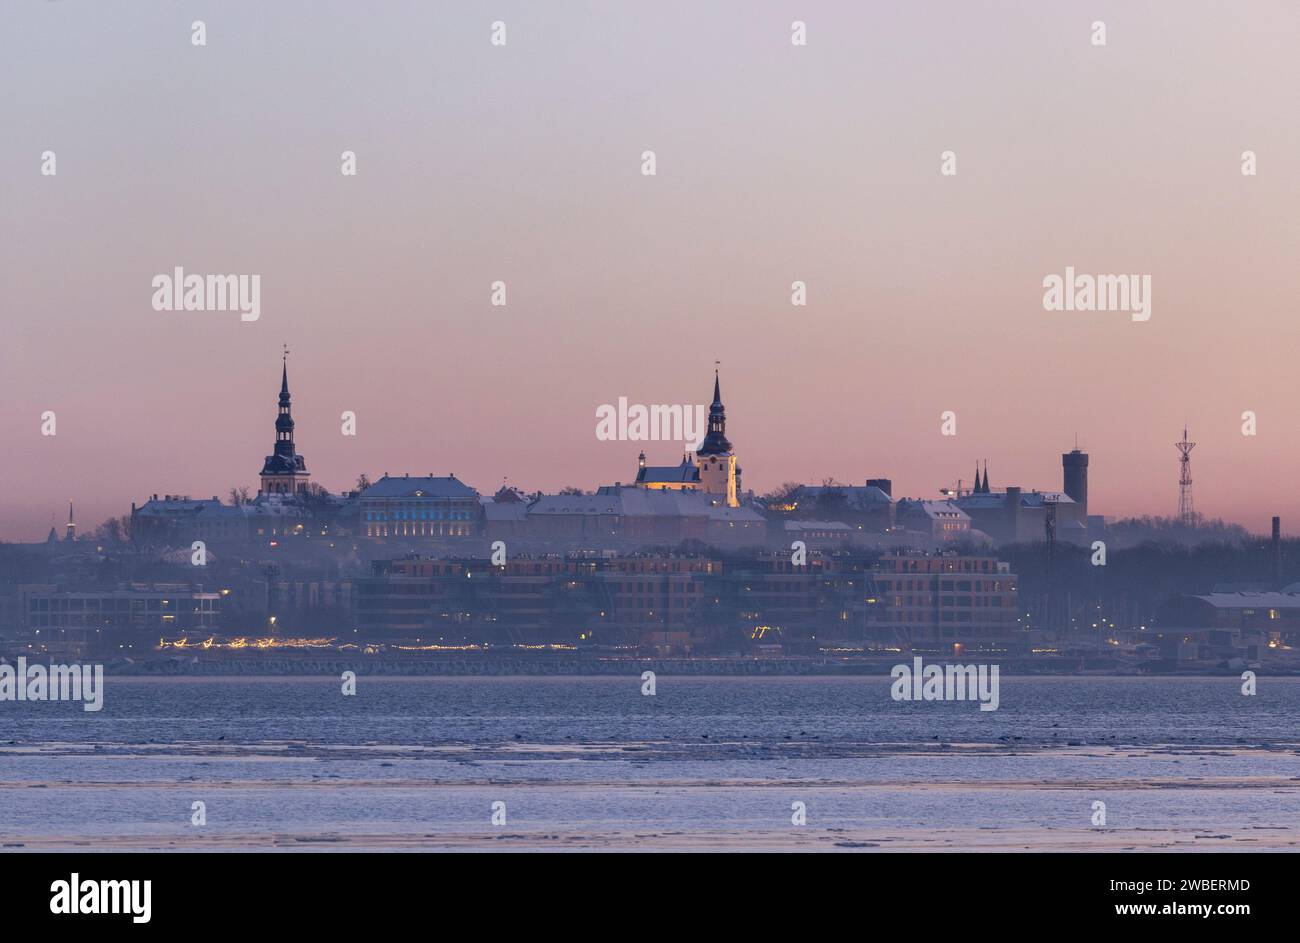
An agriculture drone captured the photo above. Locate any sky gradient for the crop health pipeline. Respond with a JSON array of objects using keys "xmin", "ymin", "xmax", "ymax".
[{"xmin": 3, "ymin": 1, "xmax": 1299, "ymax": 540}]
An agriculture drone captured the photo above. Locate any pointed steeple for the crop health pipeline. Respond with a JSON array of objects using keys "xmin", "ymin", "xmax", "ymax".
[
  {"xmin": 279, "ymin": 344, "xmax": 292, "ymax": 406},
  {"xmin": 973, "ymin": 463, "xmax": 981, "ymax": 494},
  {"xmin": 982, "ymin": 461, "xmax": 990, "ymax": 494},
  {"xmin": 697, "ymin": 367, "xmax": 732, "ymax": 457},
  {"xmin": 260, "ymin": 348, "xmax": 310, "ymax": 495}
]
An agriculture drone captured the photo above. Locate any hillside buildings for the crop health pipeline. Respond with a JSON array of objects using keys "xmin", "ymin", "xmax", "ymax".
[
  {"xmin": 123, "ymin": 356, "xmax": 1106, "ymax": 556},
  {"xmin": 361, "ymin": 475, "xmax": 480, "ymax": 539},
  {"xmin": 952, "ymin": 451, "xmax": 1095, "ymax": 544},
  {"xmin": 120, "ymin": 354, "xmax": 1112, "ymax": 566},
  {"xmin": 3, "ymin": 354, "xmax": 1144, "ymax": 657}
]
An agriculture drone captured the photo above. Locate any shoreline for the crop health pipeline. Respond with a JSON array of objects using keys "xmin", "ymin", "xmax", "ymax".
[
  {"xmin": 8, "ymin": 654, "xmax": 1292, "ymax": 678},
  {"xmin": 68, "ymin": 671, "xmax": 1300, "ymax": 682}
]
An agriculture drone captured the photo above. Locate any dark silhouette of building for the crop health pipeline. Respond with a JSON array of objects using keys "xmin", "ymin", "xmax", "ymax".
[
  {"xmin": 1062, "ymin": 448, "xmax": 1088, "ymax": 519},
  {"xmin": 259, "ymin": 354, "xmax": 310, "ymax": 495}
]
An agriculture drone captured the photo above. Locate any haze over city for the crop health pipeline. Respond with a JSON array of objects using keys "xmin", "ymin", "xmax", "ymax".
[
  {"xmin": 5, "ymin": 0, "xmax": 1300, "ymax": 893},
  {"xmin": 3, "ymin": 0, "xmax": 1299, "ymax": 540}
]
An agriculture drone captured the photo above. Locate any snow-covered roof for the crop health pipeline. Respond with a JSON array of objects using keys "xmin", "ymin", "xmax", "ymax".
[
  {"xmin": 789, "ymin": 485, "xmax": 893, "ymax": 509},
  {"xmin": 1191, "ymin": 592, "xmax": 1300, "ymax": 610},
  {"xmin": 529, "ymin": 489, "xmax": 765, "ymax": 520},
  {"xmin": 362, "ymin": 475, "xmax": 479, "ymax": 499}
]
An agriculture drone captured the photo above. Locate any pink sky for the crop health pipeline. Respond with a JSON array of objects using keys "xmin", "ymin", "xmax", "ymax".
[{"xmin": 2, "ymin": 1, "xmax": 1299, "ymax": 540}]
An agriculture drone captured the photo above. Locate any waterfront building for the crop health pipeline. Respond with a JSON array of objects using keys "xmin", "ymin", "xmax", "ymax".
[
  {"xmin": 869, "ymin": 551, "xmax": 1020, "ymax": 650},
  {"xmin": 18, "ymin": 583, "xmax": 222, "ymax": 657},
  {"xmin": 354, "ymin": 555, "xmax": 717, "ymax": 647},
  {"xmin": 354, "ymin": 549, "xmax": 1020, "ymax": 654},
  {"xmin": 1155, "ymin": 591, "xmax": 1300, "ymax": 663}
]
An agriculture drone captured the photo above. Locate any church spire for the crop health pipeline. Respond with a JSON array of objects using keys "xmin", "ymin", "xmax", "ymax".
[
  {"xmin": 279, "ymin": 343, "xmax": 291, "ymax": 404},
  {"xmin": 697, "ymin": 365, "xmax": 732, "ymax": 457},
  {"xmin": 260, "ymin": 347, "xmax": 310, "ymax": 495},
  {"xmin": 693, "ymin": 363, "xmax": 739, "ymax": 508}
]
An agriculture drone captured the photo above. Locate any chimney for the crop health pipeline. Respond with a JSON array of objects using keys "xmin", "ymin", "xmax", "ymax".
[
  {"xmin": 1005, "ymin": 486, "xmax": 1022, "ymax": 541},
  {"xmin": 1272, "ymin": 516, "xmax": 1282, "ymax": 589}
]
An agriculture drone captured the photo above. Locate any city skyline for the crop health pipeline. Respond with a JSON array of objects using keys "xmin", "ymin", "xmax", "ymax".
[
  {"xmin": 5, "ymin": 2, "xmax": 1300, "ymax": 539},
  {"xmin": 0, "ymin": 348, "xmax": 1258, "ymax": 542},
  {"xmin": 3, "ymin": 1, "xmax": 1298, "ymax": 876}
]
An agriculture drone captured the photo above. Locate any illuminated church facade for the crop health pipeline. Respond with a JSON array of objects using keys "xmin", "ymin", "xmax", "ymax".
[{"xmin": 633, "ymin": 371, "xmax": 741, "ymax": 507}]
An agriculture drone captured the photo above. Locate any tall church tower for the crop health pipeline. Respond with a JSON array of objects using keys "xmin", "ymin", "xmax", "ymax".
[
  {"xmin": 259, "ymin": 351, "xmax": 310, "ymax": 496},
  {"xmin": 694, "ymin": 370, "xmax": 739, "ymax": 507}
]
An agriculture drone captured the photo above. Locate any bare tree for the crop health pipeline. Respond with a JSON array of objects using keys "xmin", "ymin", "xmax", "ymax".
[
  {"xmin": 92, "ymin": 514, "xmax": 133, "ymax": 542},
  {"xmin": 760, "ymin": 481, "xmax": 803, "ymax": 509},
  {"xmin": 229, "ymin": 486, "xmax": 252, "ymax": 506}
]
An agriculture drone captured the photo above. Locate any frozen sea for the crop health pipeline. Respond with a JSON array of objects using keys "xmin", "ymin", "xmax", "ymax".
[{"xmin": 1, "ymin": 675, "xmax": 1297, "ymax": 851}]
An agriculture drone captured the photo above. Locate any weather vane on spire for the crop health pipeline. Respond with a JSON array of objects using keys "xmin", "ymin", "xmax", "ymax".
[{"xmin": 283, "ymin": 342, "xmax": 290, "ymax": 362}]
